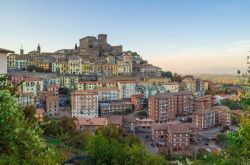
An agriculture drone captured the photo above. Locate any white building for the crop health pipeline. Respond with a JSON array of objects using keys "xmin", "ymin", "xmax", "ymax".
[
  {"xmin": 117, "ymin": 81, "xmax": 136, "ymax": 99},
  {"xmin": 16, "ymin": 55, "xmax": 30, "ymax": 70},
  {"xmin": 18, "ymin": 78, "xmax": 44, "ymax": 96},
  {"xmin": 97, "ymin": 87, "xmax": 119, "ymax": 101},
  {"xmin": 162, "ymin": 82, "xmax": 180, "ymax": 93},
  {"xmin": 0, "ymin": 48, "xmax": 14, "ymax": 75},
  {"xmin": 71, "ymin": 91, "xmax": 99, "ymax": 118}
]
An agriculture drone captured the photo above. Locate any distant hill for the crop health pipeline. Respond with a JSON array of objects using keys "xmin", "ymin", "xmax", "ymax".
[{"xmin": 193, "ymin": 74, "xmax": 240, "ymax": 84}]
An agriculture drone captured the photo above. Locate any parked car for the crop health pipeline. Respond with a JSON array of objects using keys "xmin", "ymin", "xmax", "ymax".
[
  {"xmin": 151, "ymin": 143, "xmax": 155, "ymax": 147},
  {"xmin": 144, "ymin": 135, "xmax": 149, "ymax": 138}
]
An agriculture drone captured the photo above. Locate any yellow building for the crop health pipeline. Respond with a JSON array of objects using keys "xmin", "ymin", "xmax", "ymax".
[
  {"xmin": 143, "ymin": 77, "xmax": 171, "ymax": 85},
  {"xmin": 82, "ymin": 62, "xmax": 90, "ymax": 74},
  {"xmin": 112, "ymin": 64, "xmax": 118, "ymax": 76},
  {"xmin": 59, "ymin": 76, "xmax": 79, "ymax": 89},
  {"xmin": 35, "ymin": 108, "xmax": 45, "ymax": 124},
  {"xmin": 37, "ymin": 61, "xmax": 50, "ymax": 71},
  {"xmin": 59, "ymin": 62, "xmax": 68, "ymax": 74},
  {"xmin": 7, "ymin": 53, "xmax": 16, "ymax": 70}
]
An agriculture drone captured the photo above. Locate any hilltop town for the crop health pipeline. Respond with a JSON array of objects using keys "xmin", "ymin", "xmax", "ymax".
[{"xmin": 0, "ymin": 34, "xmax": 248, "ymax": 162}]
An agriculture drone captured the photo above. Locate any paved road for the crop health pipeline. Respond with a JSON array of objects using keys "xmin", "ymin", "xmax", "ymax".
[{"xmin": 135, "ymin": 132, "xmax": 158, "ymax": 155}]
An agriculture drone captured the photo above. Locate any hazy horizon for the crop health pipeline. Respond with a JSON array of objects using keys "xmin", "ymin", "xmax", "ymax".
[{"xmin": 1, "ymin": 0, "xmax": 250, "ymax": 74}]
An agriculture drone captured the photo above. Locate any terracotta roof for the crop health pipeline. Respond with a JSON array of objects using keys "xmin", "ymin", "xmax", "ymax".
[
  {"xmin": 123, "ymin": 115, "xmax": 136, "ymax": 123},
  {"xmin": 107, "ymin": 115, "xmax": 123, "ymax": 125},
  {"xmin": 75, "ymin": 117, "xmax": 107, "ymax": 126},
  {"xmin": 24, "ymin": 78, "xmax": 43, "ymax": 82},
  {"xmin": 16, "ymin": 92, "xmax": 34, "ymax": 97},
  {"xmin": 36, "ymin": 108, "xmax": 45, "ymax": 114},
  {"xmin": 71, "ymin": 90, "xmax": 98, "ymax": 95},
  {"xmin": 97, "ymin": 87, "xmax": 118, "ymax": 92},
  {"xmin": 78, "ymin": 81, "xmax": 102, "ymax": 84},
  {"xmin": 151, "ymin": 124, "xmax": 168, "ymax": 130},
  {"xmin": 212, "ymin": 106, "xmax": 231, "ymax": 113},
  {"xmin": 167, "ymin": 123, "xmax": 192, "ymax": 134},
  {"xmin": 193, "ymin": 109, "xmax": 214, "ymax": 115}
]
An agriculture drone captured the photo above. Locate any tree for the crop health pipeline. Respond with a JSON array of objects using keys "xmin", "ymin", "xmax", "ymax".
[
  {"xmin": 85, "ymin": 125, "xmax": 164, "ymax": 165},
  {"xmin": 0, "ymin": 90, "xmax": 63, "ymax": 164},
  {"xmin": 221, "ymin": 98, "xmax": 241, "ymax": 110},
  {"xmin": 200, "ymin": 57, "xmax": 250, "ymax": 164},
  {"xmin": 58, "ymin": 116, "xmax": 77, "ymax": 135},
  {"xmin": 162, "ymin": 71, "xmax": 173, "ymax": 79},
  {"xmin": 21, "ymin": 105, "xmax": 36, "ymax": 122},
  {"xmin": 173, "ymin": 73, "xmax": 182, "ymax": 82},
  {"xmin": 95, "ymin": 124, "xmax": 123, "ymax": 141},
  {"xmin": 196, "ymin": 148, "xmax": 208, "ymax": 159},
  {"xmin": 136, "ymin": 111, "xmax": 148, "ymax": 119},
  {"xmin": 59, "ymin": 87, "xmax": 70, "ymax": 95}
]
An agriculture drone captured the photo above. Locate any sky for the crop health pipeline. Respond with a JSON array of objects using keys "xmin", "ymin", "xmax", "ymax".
[{"xmin": 1, "ymin": 0, "xmax": 250, "ymax": 74}]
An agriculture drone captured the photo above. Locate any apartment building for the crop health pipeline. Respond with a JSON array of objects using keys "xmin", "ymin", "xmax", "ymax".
[
  {"xmin": 77, "ymin": 81, "xmax": 103, "ymax": 90},
  {"xmin": 7, "ymin": 53, "xmax": 16, "ymax": 70},
  {"xmin": 43, "ymin": 78, "xmax": 60, "ymax": 90},
  {"xmin": 117, "ymin": 80, "xmax": 136, "ymax": 99},
  {"xmin": 46, "ymin": 96, "xmax": 59, "ymax": 117},
  {"xmin": 0, "ymin": 48, "xmax": 14, "ymax": 75},
  {"xmin": 59, "ymin": 76, "xmax": 79, "ymax": 89},
  {"xmin": 35, "ymin": 108, "xmax": 45, "ymax": 124},
  {"xmin": 71, "ymin": 90, "xmax": 99, "ymax": 118},
  {"xmin": 194, "ymin": 95, "xmax": 216, "ymax": 111},
  {"xmin": 47, "ymin": 84, "xmax": 59, "ymax": 96},
  {"xmin": 67, "ymin": 56, "xmax": 82, "ymax": 74},
  {"xmin": 212, "ymin": 106, "xmax": 231, "ymax": 126},
  {"xmin": 152, "ymin": 123, "xmax": 198, "ymax": 154},
  {"xmin": 192, "ymin": 109, "xmax": 215, "ymax": 129},
  {"xmin": 131, "ymin": 94, "xmax": 147, "ymax": 111},
  {"xmin": 166, "ymin": 123, "xmax": 195, "ymax": 153},
  {"xmin": 16, "ymin": 92, "xmax": 35, "ymax": 107},
  {"xmin": 99, "ymin": 100, "xmax": 133, "ymax": 116},
  {"xmin": 162, "ymin": 82, "xmax": 180, "ymax": 93},
  {"xmin": 18, "ymin": 78, "xmax": 44, "ymax": 96},
  {"xmin": 148, "ymin": 91, "xmax": 193, "ymax": 123},
  {"xmin": 97, "ymin": 87, "xmax": 119, "ymax": 101},
  {"xmin": 15, "ymin": 55, "xmax": 30, "ymax": 70}
]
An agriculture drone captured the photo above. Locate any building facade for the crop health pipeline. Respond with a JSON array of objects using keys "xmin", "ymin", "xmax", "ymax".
[{"xmin": 71, "ymin": 90, "xmax": 99, "ymax": 118}]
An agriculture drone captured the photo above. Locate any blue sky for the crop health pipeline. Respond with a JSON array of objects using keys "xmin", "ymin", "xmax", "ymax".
[{"xmin": 1, "ymin": 0, "xmax": 250, "ymax": 74}]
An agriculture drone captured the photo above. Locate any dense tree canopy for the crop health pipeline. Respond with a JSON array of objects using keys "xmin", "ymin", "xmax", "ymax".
[
  {"xmin": 0, "ymin": 90, "xmax": 63, "ymax": 164},
  {"xmin": 85, "ymin": 125, "xmax": 165, "ymax": 165}
]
